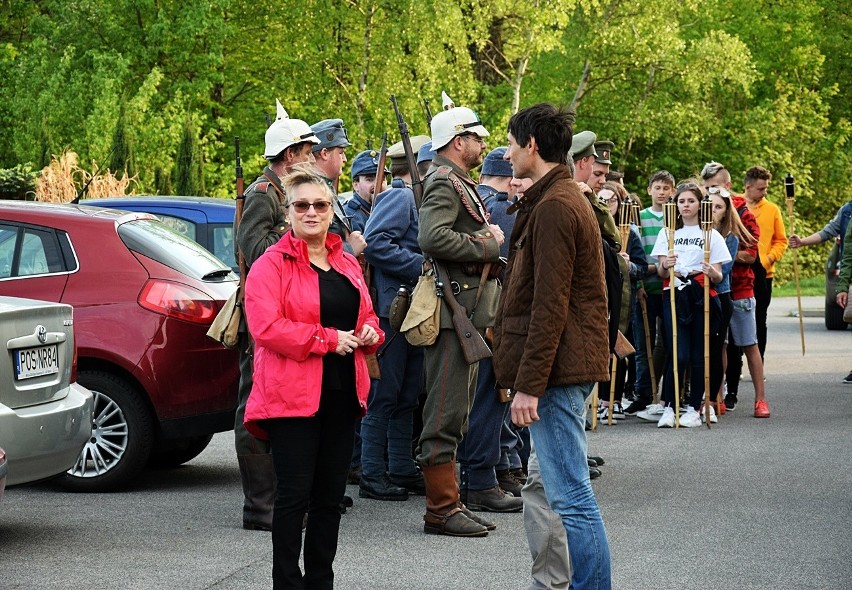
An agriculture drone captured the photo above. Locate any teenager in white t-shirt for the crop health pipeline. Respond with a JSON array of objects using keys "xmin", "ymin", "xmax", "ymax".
[{"xmin": 651, "ymin": 181, "xmax": 732, "ymax": 428}]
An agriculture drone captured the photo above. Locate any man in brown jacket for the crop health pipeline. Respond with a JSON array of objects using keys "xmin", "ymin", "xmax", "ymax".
[{"xmin": 494, "ymin": 103, "xmax": 612, "ymax": 590}]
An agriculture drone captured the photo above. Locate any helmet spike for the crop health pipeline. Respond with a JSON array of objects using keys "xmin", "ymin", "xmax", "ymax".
[
  {"xmin": 441, "ymin": 91, "xmax": 455, "ymax": 111},
  {"xmin": 275, "ymin": 99, "xmax": 289, "ymax": 120}
]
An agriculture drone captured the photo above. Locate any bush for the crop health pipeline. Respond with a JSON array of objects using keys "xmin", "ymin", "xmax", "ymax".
[{"xmin": 0, "ymin": 164, "xmax": 38, "ymax": 200}]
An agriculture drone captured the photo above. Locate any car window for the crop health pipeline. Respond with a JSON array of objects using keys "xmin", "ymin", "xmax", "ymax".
[
  {"xmin": 0, "ymin": 225, "xmax": 15, "ymax": 278},
  {"xmin": 210, "ymin": 225, "xmax": 237, "ymax": 271},
  {"xmin": 0, "ymin": 225, "xmax": 65, "ymax": 278},
  {"xmin": 118, "ymin": 218, "xmax": 233, "ymax": 280},
  {"xmin": 156, "ymin": 215, "xmax": 197, "ymax": 242}
]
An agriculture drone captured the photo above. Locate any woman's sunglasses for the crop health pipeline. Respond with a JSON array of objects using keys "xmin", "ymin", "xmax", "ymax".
[{"xmin": 290, "ymin": 201, "xmax": 332, "ymax": 213}]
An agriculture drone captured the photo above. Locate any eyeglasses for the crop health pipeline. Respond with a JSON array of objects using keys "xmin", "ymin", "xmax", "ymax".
[
  {"xmin": 290, "ymin": 200, "xmax": 332, "ymax": 213},
  {"xmin": 460, "ymin": 133, "xmax": 485, "ymax": 145},
  {"xmin": 706, "ymin": 185, "xmax": 731, "ymax": 198}
]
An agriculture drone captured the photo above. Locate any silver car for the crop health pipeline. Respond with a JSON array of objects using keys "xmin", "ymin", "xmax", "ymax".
[{"xmin": 0, "ymin": 296, "xmax": 93, "ymax": 486}]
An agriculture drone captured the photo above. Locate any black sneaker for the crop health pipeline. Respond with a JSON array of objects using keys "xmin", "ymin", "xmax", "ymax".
[
  {"xmin": 724, "ymin": 392, "xmax": 738, "ymax": 411},
  {"xmin": 624, "ymin": 398, "xmax": 651, "ymax": 415},
  {"xmin": 843, "ymin": 371, "xmax": 852, "ymax": 384}
]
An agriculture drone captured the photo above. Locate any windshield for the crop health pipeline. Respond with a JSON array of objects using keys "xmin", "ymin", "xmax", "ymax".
[{"xmin": 118, "ymin": 219, "xmax": 235, "ymax": 281}]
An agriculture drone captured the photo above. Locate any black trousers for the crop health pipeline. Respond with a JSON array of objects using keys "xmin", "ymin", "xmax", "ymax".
[
  {"xmin": 266, "ymin": 393, "xmax": 357, "ymax": 590},
  {"xmin": 753, "ymin": 276, "xmax": 772, "ymax": 361}
]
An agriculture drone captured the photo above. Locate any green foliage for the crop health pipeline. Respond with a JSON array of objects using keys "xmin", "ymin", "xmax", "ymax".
[
  {"xmin": 109, "ymin": 101, "xmax": 135, "ymax": 179},
  {"xmin": 174, "ymin": 117, "xmax": 203, "ymax": 196},
  {"xmin": 0, "ymin": 0, "xmax": 847, "ymax": 273},
  {"xmin": 0, "ymin": 163, "xmax": 37, "ymax": 200}
]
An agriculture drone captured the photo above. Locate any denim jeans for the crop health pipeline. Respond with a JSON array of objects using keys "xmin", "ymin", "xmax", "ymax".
[
  {"xmin": 361, "ymin": 318, "xmax": 424, "ymax": 480},
  {"xmin": 529, "ymin": 383, "xmax": 612, "ymax": 590}
]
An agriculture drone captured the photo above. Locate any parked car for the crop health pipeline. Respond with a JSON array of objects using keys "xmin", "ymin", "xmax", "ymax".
[
  {"xmin": 825, "ymin": 238, "xmax": 849, "ymax": 330},
  {"xmin": 0, "ymin": 295, "xmax": 93, "ymax": 489},
  {"xmin": 0, "ymin": 201, "xmax": 239, "ymax": 491},
  {"xmin": 82, "ymin": 196, "xmax": 238, "ymax": 274}
]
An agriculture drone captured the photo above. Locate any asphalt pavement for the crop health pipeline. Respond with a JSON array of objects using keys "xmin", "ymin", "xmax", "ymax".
[{"xmin": 1, "ymin": 296, "xmax": 850, "ymax": 589}]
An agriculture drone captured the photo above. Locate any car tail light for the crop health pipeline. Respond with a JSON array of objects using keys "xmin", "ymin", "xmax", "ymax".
[{"xmin": 138, "ymin": 279, "xmax": 218, "ymax": 323}]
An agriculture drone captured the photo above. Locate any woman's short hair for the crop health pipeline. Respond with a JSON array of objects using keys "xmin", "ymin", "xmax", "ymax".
[{"xmin": 281, "ymin": 164, "xmax": 335, "ymax": 206}]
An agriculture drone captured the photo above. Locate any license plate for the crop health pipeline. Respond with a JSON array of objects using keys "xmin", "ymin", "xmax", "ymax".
[{"xmin": 15, "ymin": 345, "xmax": 59, "ymax": 380}]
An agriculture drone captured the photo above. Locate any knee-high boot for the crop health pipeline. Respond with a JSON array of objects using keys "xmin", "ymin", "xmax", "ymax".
[
  {"xmin": 238, "ymin": 453, "xmax": 276, "ymax": 531},
  {"xmin": 421, "ymin": 462, "xmax": 488, "ymax": 537}
]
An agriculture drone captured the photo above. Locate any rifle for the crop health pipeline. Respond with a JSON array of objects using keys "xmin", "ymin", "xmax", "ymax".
[
  {"xmin": 433, "ymin": 260, "xmax": 492, "ymax": 365},
  {"xmin": 373, "ymin": 132, "xmax": 388, "ymax": 200},
  {"xmin": 423, "ymin": 98, "xmax": 433, "ymax": 129},
  {"xmin": 390, "ymin": 95, "xmax": 424, "ymax": 208},
  {"xmin": 234, "ymin": 137, "xmax": 247, "ymax": 280}
]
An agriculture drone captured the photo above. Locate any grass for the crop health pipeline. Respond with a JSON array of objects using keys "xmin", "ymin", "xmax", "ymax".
[{"xmin": 772, "ymin": 276, "xmax": 826, "ymax": 298}]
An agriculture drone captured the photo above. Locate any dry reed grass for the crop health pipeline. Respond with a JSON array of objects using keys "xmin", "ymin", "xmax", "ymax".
[{"xmin": 35, "ymin": 150, "xmax": 137, "ymax": 202}]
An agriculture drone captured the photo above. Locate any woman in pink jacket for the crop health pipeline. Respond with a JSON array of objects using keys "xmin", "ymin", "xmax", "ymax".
[{"xmin": 244, "ymin": 166, "xmax": 383, "ymax": 590}]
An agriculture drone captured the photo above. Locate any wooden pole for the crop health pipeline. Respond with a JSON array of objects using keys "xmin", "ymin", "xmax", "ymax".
[
  {"xmin": 785, "ymin": 174, "xmax": 806, "ymax": 355},
  {"xmin": 701, "ymin": 196, "xmax": 713, "ymax": 429},
  {"xmin": 665, "ymin": 200, "xmax": 680, "ymax": 428},
  {"xmin": 608, "ymin": 354, "xmax": 617, "ymax": 426}
]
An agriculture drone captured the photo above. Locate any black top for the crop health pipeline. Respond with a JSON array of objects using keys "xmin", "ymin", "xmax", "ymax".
[{"xmin": 313, "ymin": 264, "xmax": 360, "ymax": 408}]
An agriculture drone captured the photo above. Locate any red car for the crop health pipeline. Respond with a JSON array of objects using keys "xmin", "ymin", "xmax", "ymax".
[{"xmin": 0, "ymin": 201, "xmax": 239, "ymax": 492}]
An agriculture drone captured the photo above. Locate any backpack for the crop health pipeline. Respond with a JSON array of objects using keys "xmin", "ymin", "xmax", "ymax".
[{"xmin": 601, "ymin": 235, "xmax": 623, "ymax": 353}]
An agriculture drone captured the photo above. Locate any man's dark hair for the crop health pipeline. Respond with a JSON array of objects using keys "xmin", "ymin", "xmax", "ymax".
[
  {"xmin": 648, "ymin": 170, "xmax": 675, "ymax": 187},
  {"xmin": 390, "ymin": 160, "xmax": 409, "ymax": 178},
  {"xmin": 744, "ymin": 165, "xmax": 772, "ymax": 185},
  {"xmin": 507, "ymin": 104, "xmax": 575, "ymax": 165},
  {"xmin": 605, "ymin": 170, "xmax": 624, "ymax": 182},
  {"xmin": 269, "ymin": 142, "xmax": 309, "ymax": 166}
]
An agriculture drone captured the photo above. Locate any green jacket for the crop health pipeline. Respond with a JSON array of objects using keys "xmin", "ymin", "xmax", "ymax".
[
  {"xmin": 236, "ymin": 166, "xmax": 287, "ymax": 269},
  {"xmin": 418, "ymin": 153, "xmax": 502, "ymax": 328},
  {"xmin": 837, "ymin": 221, "xmax": 852, "ymax": 296}
]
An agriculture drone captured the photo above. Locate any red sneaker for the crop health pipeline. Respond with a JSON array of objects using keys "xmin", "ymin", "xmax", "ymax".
[{"xmin": 754, "ymin": 400, "xmax": 770, "ymax": 418}]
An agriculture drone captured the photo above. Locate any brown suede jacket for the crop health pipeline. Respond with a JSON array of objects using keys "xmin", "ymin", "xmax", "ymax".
[{"xmin": 492, "ymin": 165, "xmax": 610, "ymax": 396}]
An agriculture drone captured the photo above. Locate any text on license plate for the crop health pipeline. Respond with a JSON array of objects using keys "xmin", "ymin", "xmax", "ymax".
[{"xmin": 15, "ymin": 345, "xmax": 59, "ymax": 380}]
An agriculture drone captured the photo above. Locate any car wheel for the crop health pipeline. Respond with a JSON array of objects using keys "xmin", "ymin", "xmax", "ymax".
[
  {"xmin": 147, "ymin": 434, "xmax": 214, "ymax": 469},
  {"xmin": 59, "ymin": 370, "xmax": 154, "ymax": 492}
]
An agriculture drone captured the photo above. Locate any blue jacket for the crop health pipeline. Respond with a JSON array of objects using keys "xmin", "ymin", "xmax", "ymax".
[
  {"xmin": 481, "ymin": 186, "xmax": 516, "ymax": 261},
  {"xmin": 363, "ymin": 185, "xmax": 424, "ymax": 317},
  {"xmin": 343, "ymin": 192, "xmax": 372, "ymax": 234}
]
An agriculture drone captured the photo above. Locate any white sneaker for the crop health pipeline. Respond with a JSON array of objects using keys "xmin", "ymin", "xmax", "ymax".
[
  {"xmin": 680, "ymin": 407, "xmax": 702, "ymax": 428},
  {"xmin": 637, "ymin": 403, "xmax": 664, "ymax": 422},
  {"xmin": 657, "ymin": 407, "xmax": 675, "ymax": 428},
  {"xmin": 700, "ymin": 404, "xmax": 718, "ymax": 424}
]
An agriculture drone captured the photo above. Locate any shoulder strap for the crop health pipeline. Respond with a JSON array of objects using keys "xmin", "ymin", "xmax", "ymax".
[{"xmin": 262, "ymin": 172, "xmax": 287, "ymax": 206}]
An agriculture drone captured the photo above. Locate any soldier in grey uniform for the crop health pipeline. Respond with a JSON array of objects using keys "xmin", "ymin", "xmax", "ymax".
[
  {"xmin": 416, "ymin": 92, "xmax": 505, "ymax": 538},
  {"xmin": 310, "ymin": 118, "xmax": 367, "ymax": 257},
  {"xmin": 234, "ymin": 100, "xmax": 319, "ymax": 531}
]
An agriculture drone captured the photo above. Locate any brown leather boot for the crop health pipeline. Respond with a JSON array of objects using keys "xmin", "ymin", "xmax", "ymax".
[
  {"xmin": 238, "ymin": 454, "xmax": 276, "ymax": 531},
  {"xmin": 422, "ymin": 462, "xmax": 488, "ymax": 537}
]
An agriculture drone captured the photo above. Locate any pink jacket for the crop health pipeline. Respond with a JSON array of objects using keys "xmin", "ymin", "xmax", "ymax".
[{"xmin": 243, "ymin": 230, "xmax": 383, "ymax": 439}]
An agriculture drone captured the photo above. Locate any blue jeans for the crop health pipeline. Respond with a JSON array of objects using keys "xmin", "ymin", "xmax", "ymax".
[
  {"xmin": 530, "ymin": 383, "xmax": 612, "ymax": 590},
  {"xmin": 361, "ymin": 318, "xmax": 424, "ymax": 480}
]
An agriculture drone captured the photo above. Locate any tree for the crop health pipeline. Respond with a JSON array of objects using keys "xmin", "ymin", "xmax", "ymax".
[{"xmin": 174, "ymin": 117, "xmax": 203, "ymax": 196}]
